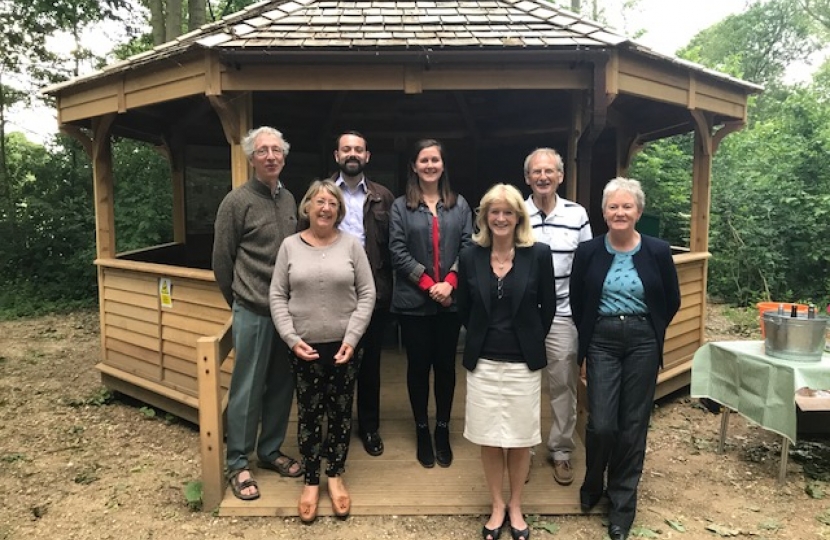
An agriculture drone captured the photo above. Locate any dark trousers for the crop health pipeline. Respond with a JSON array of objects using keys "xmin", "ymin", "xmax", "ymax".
[
  {"xmin": 580, "ymin": 316, "xmax": 660, "ymax": 532},
  {"xmin": 356, "ymin": 310, "xmax": 387, "ymax": 435},
  {"xmin": 292, "ymin": 354, "xmax": 360, "ymax": 486},
  {"xmin": 398, "ymin": 312, "xmax": 461, "ymax": 425}
]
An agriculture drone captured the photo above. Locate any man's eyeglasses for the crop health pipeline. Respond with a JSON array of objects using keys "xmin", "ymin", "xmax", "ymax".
[
  {"xmin": 529, "ymin": 168, "xmax": 560, "ymax": 177},
  {"xmin": 254, "ymin": 146, "xmax": 285, "ymax": 157}
]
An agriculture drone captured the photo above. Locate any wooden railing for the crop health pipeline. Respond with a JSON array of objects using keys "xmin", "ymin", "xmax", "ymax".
[{"xmin": 196, "ymin": 317, "xmax": 233, "ymax": 511}]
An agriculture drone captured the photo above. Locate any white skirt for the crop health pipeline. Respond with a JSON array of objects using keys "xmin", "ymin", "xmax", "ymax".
[{"xmin": 463, "ymin": 358, "xmax": 542, "ymax": 448}]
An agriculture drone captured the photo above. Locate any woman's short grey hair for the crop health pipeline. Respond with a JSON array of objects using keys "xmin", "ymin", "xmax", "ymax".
[
  {"xmin": 523, "ymin": 147, "xmax": 564, "ymax": 176},
  {"xmin": 602, "ymin": 177, "xmax": 646, "ymax": 212},
  {"xmin": 298, "ymin": 179, "xmax": 347, "ymax": 227},
  {"xmin": 242, "ymin": 126, "xmax": 291, "ymax": 158}
]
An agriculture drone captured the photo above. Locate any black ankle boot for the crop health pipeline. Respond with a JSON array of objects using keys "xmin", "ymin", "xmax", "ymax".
[
  {"xmin": 434, "ymin": 422, "xmax": 453, "ymax": 467},
  {"xmin": 416, "ymin": 423, "xmax": 435, "ymax": 468}
]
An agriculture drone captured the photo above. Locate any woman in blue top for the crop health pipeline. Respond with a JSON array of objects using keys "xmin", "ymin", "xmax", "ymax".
[
  {"xmin": 570, "ymin": 178, "xmax": 680, "ymax": 540},
  {"xmin": 389, "ymin": 139, "xmax": 473, "ymax": 468}
]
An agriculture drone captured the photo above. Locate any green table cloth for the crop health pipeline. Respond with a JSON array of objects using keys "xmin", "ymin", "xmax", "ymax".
[{"xmin": 691, "ymin": 341, "xmax": 830, "ymax": 443}]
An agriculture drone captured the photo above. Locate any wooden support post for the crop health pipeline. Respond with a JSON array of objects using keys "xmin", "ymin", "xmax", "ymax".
[
  {"xmin": 167, "ymin": 132, "xmax": 187, "ymax": 243},
  {"xmin": 690, "ymin": 110, "xmax": 713, "ymax": 347},
  {"xmin": 566, "ymin": 92, "xmax": 582, "ymax": 203},
  {"xmin": 197, "ymin": 334, "xmax": 226, "ymax": 512},
  {"xmin": 690, "ymin": 110, "xmax": 713, "ymax": 254},
  {"xmin": 209, "ymin": 93, "xmax": 252, "ymax": 188},
  {"xmin": 92, "ymin": 114, "xmax": 117, "ymax": 260}
]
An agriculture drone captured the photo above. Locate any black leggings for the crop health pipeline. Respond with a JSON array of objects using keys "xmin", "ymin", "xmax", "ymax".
[
  {"xmin": 292, "ymin": 353, "xmax": 359, "ymax": 485},
  {"xmin": 398, "ymin": 312, "xmax": 461, "ymax": 425}
]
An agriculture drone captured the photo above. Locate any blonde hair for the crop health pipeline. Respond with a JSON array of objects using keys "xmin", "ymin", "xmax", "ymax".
[
  {"xmin": 473, "ymin": 184, "xmax": 534, "ymax": 248},
  {"xmin": 298, "ymin": 179, "xmax": 346, "ymax": 227}
]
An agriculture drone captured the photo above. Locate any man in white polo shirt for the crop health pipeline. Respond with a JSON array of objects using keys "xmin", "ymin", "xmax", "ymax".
[{"xmin": 524, "ymin": 147, "xmax": 592, "ymax": 486}]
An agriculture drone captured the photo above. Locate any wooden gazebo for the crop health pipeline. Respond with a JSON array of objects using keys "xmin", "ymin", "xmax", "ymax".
[{"xmin": 45, "ymin": 0, "xmax": 761, "ymax": 514}]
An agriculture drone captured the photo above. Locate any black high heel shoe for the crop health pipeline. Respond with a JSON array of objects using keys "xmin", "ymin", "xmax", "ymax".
[
  {"xmin": 481, "ymin": 507, "xmax": 508, "ymax": 540},
  {"xmin": 507, "ymin": 508, "xmax": 530, "ymax": 540}
]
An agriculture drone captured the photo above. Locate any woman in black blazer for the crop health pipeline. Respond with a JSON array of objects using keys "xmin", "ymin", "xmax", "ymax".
[
  {"xmin": 457, "ymin": 184, "xmax": 556, "ymax": 540},
  {"xmin": 570, "ymin": 178, "xmax": 680, "ymax": 540}
]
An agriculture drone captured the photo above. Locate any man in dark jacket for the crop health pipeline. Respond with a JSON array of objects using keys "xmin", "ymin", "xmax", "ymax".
[{"xmin": 332, "ymin": 131, "xmax": 394, "ymax": 456}]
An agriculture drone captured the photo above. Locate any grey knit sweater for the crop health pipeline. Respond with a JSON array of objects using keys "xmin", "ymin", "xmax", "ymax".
[
  {"xmin": 269, "ymin": 232, "xmax": 376, "ymax": 349},
  {"xmin": 212, "ymin": 178, "xmax": 297, "ymax": 316}
]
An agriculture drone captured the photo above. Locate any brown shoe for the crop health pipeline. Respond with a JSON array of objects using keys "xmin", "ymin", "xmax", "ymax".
[
  {"xmin": 298, "ymin": 486, "xmax": 319, "ymax": 524},
  {"xmin": 328, "ymin": 476, "xmax": 351, "ymax": 519},
  {"xmin": 553, "ymin": 459, "xmax": 574, "ymax": 486}
]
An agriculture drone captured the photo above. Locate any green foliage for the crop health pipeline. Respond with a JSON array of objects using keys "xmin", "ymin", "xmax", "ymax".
[
  {"xmin": 0, "ymin": 133, "xmax": 175, "ymax": 315},
  {"xmin": 139, "ymin": 406, "xmax": 157, "ymax": 419},
  {"xmin": 628, "ymin": 135, "xmax": 693, "ymax": 246},
  {"xmin": 183, "ymin": 480, "xmax": 203, "ymax": 511},
  {"xmin": 112, "ymin": 139, "xmax": 174, "ymax": 252},
  {"xmin": 677, "ymin": 0, "xmax": 820, "ymax": 87},
  {"xmin": 65, "ymin": 387, "xmax": 114, "ymax": 408},
  {"xmin": 708, "ymin": 85, "xmax": 830, "ymax": 306},
  {"xmin": 0, "ymin": 453, "xmax": 27, "ymax": 463}
]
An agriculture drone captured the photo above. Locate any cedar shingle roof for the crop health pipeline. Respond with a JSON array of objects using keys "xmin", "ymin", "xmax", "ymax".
[
  {"xmin": 44, "ymin": 0, "xmax": 762, "ymax": 94},
  {"xmin": 192, "ymin": 0, "xmax": 628, "ymax": 49}
]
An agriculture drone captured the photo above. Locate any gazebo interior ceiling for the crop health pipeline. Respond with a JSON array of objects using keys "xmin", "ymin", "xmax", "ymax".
[{"xmin": 90, "ymin": 88, "xmax": 708, "ymax": 150}]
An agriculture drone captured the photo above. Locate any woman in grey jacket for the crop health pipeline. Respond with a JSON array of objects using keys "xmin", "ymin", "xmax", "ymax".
[{"xmin": 389, "ymin": 139, "xmax": 473, "ymax": 468}]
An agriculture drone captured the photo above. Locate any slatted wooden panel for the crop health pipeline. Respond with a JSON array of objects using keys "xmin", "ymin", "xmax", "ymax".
[
  {"xmin": 160, "ymin": 277, "xmax": 231, "ymax": 395},
  {"xmin": 661, "ymin": 256, "xmax": 706, "ymax": 381},
  {"xmin": 101, "ymin": 268, "xmax": 162, "ymax": 381},
  {"xmin": 99, "ymin": 264, "xmax": 231, "ymax": 402}
]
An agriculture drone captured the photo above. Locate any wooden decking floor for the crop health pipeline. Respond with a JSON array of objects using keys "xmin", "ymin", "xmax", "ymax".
[{"xmin": 218, "ymin": 349, "xmax": 602, "ymax": 517}]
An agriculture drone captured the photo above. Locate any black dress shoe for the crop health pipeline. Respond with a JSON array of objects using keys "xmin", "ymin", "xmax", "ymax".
[
  {"xmin": 415, "ymin": 424, "xmax": 435, "ymax": 468},
  {"xmin": 434, "ymin": 424, "xmax": 453, "ymax": 467},
  {"xmin": 579, "ymin": 491, "xmax": 602, "ymax": 513},
  {"xmin": 608, "ymin": 524, "xmax": 628, "ymax": 540},
  {"xmin": 360, "ymin": 431, "xmax": 384, "ymax": 456}
]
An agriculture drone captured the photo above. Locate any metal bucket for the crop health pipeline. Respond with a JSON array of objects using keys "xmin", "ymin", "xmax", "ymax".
[{"xmin": 764, "ymin": 312, "xmax": 829, "ymax": 362}]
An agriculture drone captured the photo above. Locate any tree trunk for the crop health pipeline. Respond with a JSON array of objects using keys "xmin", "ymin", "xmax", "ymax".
[
  {"xmin": 166, "ymin": 0, "xmax": 183, "ymax": 42},
  {"xmin": 148, "ymin": 0, "xmax": 165, "ymax": 45},
  {"xmin": 571, "ymin": 0, "xmax": 581, "ymax": 11},
  {"xmin": 0, "ymin": 75, "xmax": 13, "ymax": 234},
  {"xmin": 189, "ymin": 0, "xmax": 207, "ymax": 31}
]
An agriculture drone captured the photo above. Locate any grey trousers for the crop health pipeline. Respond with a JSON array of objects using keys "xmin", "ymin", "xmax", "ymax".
[
  {"xmin": 225, "ymin": 302, "xmax": 295, "ymax": 473},
  {"xmin": 544, "ymin": 316, "xmax": 579, "ymax": 461}
]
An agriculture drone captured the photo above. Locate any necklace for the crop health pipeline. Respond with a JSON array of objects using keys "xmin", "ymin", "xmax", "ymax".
[
  {"xmin": 304, "ymin": 230, "xmax": 338, "ymax": 247},
  {"xmin": 491, "ymin": 247, "xmax": 514, "ymax": 271}
]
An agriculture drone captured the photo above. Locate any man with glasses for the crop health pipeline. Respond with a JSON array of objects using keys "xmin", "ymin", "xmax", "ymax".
[
  {"xmin": 213, "ymin": 126, "xmax": 301, "ymax": 500},
  {"xmin": 330, "ymin": 131, "xmax": 394, "ymax": 457},
  {"xmin": 523, "ymin": 148, "xmax": 592, "ymax": 486}
]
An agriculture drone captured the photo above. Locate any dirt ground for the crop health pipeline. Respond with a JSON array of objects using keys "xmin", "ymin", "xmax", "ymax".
[{"xmin": 2, "ymin": 305, "xmax": 830, "ymax": 540}]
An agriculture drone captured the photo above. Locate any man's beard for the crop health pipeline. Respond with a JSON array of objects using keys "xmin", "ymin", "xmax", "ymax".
[{"xmin": 339, "ymin": 159, "xmax": 365, "ymax": 176}]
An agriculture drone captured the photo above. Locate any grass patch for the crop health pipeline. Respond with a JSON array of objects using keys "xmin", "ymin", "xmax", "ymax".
[
  {"xmin": 183, "ymin": 480, "xmax": 203, "ymax": 511},
  {"xmin": 0, "ymin": 453, "xmax": 27, "ymax": 463}
]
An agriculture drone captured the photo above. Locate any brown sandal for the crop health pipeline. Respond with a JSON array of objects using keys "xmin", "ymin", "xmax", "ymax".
[
  {"xmin": 228, "ymin": 469, "xmax": 260, "ymax": 501},
  {"xmin": 258, "ymin": 453, "xmax": 304, "ymax": 478}
]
